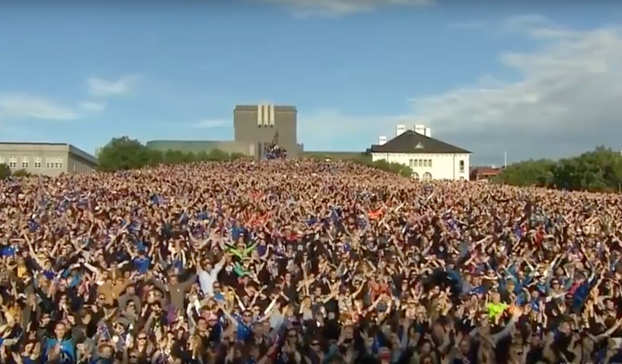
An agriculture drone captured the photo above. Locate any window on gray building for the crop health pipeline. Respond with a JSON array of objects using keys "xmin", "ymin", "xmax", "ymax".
[
  {"xmin": 34, "ymin": 157, "xmax": 41, "ymax": 168},
  {"xmin": 8, "ymin": 156, "xmax": 17, "ymax": 168},
  {"xmin": 21, "ymin": 156, "xmax": 29, "ymax": 168}
]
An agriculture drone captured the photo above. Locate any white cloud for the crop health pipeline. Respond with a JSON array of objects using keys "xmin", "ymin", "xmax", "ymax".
[
  {"xmin": 406, "ymin": 15, "xmax": 622, "ymax": 163},
  {"xmin": 262, "ymin": 0, "xmax": 430, "ymax": 16},
  {"xmin": 87, "ymin": 74, "xmax": 139, "ymax": 97},
  {"xmin": 302, "ymin": 16, "xmax": 622, "ymax": 163},
  {"xmin": 0, "ymin": 94, "xmax": 80, "ymax": 121},
  {"xmin": 79, "ymin": 101, "xmax": 106, "ymax": 112},
  {"xmin": 193, "ymin": 119, "xmax": 227, "ymax": 128}
]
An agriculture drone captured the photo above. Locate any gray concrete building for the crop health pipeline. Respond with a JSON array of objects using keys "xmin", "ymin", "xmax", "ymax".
[
  {"xmin": 0, "ymin": 142, "xmax": 98, "ymax": 177},
  {"xmin": 145, "ymin": 103, "xmax": 303, "ymax": 160},
  {"xmin": 233, "ymin": 104, "xmax": 303, "ymax": 158}
]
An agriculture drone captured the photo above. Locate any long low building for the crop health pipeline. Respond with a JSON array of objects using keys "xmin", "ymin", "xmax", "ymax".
[{"xmin": 0, "ymin": 142, "xmax": 98, "ymax": 177}]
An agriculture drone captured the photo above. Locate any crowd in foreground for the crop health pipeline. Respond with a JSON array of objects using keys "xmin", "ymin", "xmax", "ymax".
[{"xmin": 0, "ymin": 159, "xmax": 621, "ymax": 364}]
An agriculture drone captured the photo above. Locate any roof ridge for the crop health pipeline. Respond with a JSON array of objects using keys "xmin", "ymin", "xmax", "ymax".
[{"xmin": 369, "ymin": 131, "xmax": 471, "ymax": 154}]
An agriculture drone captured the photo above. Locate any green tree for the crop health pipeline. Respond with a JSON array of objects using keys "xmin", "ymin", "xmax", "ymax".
[
  {"xmin": 195, "ymin": 151, "xmax": 210, "ymax": 161},
  {"xmin": 498, "ymin": 147, "xmax": 622, "ymax": 192},
  {"xmin": 163, "ymin": 150, "xmax": 186, "ymax": 164},
  {"xmin": 184, "ymin": 151, "xmax": 197, "ymax": 163},
  {"xmin": 349, "ymin": 156, "xmax": 413, "ymax": 177},
  {"xmin": 0, "ymin": 164, "xmax": 11, "ymax": 179},
  {"xmin": 230, "ymin": 152, "xmax": 246, "ymax": 160},
  {"xmin": 98, "ymin": 137, "xmax": 154, "ymax": 171},
  {"xmin": 496, "ymin": 159, "xmax": 555, "ymax": 187},
  {"xmin": 551, "ymin": 147, "xmax": 622, "ymax": 192},
  {"xmin": 11, "ymin": 169, "xmax": 32, "ymax": 177},
  {"xmin": 97, "ymin": 136, "xmax": 248, "ymax": 172},
  {"xmin": 148, "ymin": 149, "xmax": 164, "ymax": 166},
  {"xmin": 207, "ymin": 149, "xmax": 230, "ymax": 161}
]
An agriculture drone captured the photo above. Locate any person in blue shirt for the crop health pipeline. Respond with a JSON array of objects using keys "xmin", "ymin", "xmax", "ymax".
[
  {"xmin": 44, "ymin": 322, "xmax": 76, "ymax": 364},
  {"xmin": 131, "ymin": 247, "xmax": 151, "ymax": 275},
  {"xmin": 221, "ymin": 304, "xmax": 254, "ymax": 341}
]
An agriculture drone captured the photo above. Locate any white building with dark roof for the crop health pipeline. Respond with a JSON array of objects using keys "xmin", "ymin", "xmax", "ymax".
[{"xmin": 370, "ymin": 125, "xmax": 471, "ymax": 181}]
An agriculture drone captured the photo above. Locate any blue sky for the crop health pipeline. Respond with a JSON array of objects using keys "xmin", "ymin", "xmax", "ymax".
[{"xmin": 1, "ymin": 1, "xmax": 622, "ymax": 165}]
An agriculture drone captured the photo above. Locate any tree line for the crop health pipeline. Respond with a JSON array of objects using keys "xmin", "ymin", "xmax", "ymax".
[
  {"xmin": 97, "ymin": 137, "xmax": 415, "ymax": 177},
  {"xmin": 0, "ymin": 136, "xmax": 415, "ymax": 179},
  {"xmin": 2, "ymin": 139, "xmax": 620, "ymax": 188},
  {"xmin": 306, "ymin": 154, "xmax": 413, "ymax": 177},
  {"xmin": 96, "ymin": 137, "xmax": 248, "ymax": 172},
  {"xmin": 495, "ymin": 146, "xmax": 622, "ymax": 192},
  {"xmin": 0, "ymin": 164, "xmax": 31, "ymax": 179},
  {"xmin": 97, "ymin": 137, "xmax": 415, "ymax": 176}
]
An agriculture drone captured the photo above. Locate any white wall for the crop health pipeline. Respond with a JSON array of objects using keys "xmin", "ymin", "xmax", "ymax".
[{"xmin": 371, "ymin": 152, "xmax": 470, "ymax": 180}]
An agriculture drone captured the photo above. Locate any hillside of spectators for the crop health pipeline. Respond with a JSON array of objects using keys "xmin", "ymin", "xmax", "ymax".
[{"xmin": 0, "ymin": 140, "xmax": 621, "ymax": 364}]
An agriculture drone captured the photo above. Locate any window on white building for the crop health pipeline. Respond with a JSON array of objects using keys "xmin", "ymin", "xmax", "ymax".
[
  {"xmin": 459, "ymin": 160, "xmax": 465, "ymax": 173},
  {"xmin": 34, "ymin": 157, "xmax": 42, "ymax": 168},
  {"xmin": 0, "ymin": 156, "xmax": 4, "ymax": 165},
  {"xmin": 44, "ymin": 157, "xmax": 64, "ymax": 169},
  {"xmin": 422, "ymin": 172, "xmax": 433, "ymax": 181},
  {"xmin": 21, "ymin": 156, "xmax": 29, "ymax": 168},
  {"xmin": 8, "ymin": 156, "xmax": 17, "ymax": 168},
  {"xmin": 428, "ymin": 159, "xmax": 433, "ymax": 167},
  {"xmin": 409, "ymin": 159, "xmax": 415, "ymax": 168}
]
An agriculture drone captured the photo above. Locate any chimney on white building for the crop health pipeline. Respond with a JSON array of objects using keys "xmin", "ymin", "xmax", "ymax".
[
  {"xmin": 378, "ymin": 136, "xmax": 387, "ymax": 145},
  {"xmin": 414, "ymin": 124, "xmax": 426, "ymax": 135},
  {"xmin": 396, "ymin": 124, "xmax": 406, "ymax": 136},
  {"xmin": 424, "ymin": 127, "xmax": 431, "ymax": 137}
]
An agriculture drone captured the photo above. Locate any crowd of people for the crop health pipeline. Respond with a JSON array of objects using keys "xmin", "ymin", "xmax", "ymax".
[
  {"xmin": 0, "ymin": 159, "xmax": 621, "ymax": 364},
  {"xmin": 264, "ymin": 142, "xmax": 287, "ymax": 160}
]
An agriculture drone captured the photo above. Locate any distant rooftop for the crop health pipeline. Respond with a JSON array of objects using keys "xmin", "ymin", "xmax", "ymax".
[
  {"xmin": 234, "ymin": 105, "xmax": 297, "ymax": 112},
  {"xmin": 0, "ymin": 142, "xmax": 98, "ymax": 165},
  {"xmin": 0, "ymin": 142, "xmax": 70, "ymax": 146},
  {"xmin": 146, "ymin": 140, "xmax": 224, "ymax": 145}
]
